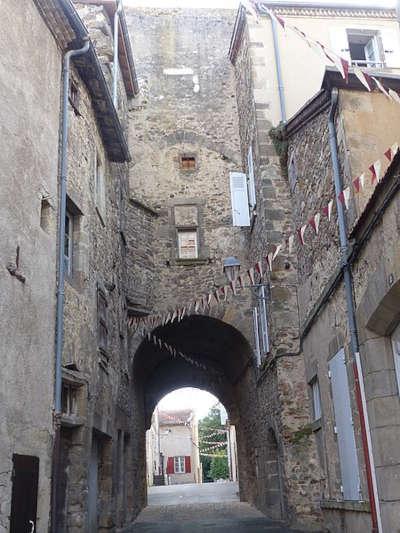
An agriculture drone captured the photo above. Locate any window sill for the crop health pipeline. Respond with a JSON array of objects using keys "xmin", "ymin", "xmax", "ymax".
[
  {"xmin": 311, "ymin": 418, "xmax": 322, "ymax": 432},
  {"xmin": 60, "ymin": 414, "xmax": 85, "ymax": 428},
  {"xmin": 175, "ymin": 258, "xmax": 209, "ymax": 266},
  {"xmin": 320, "ymin": 500, "xmax": 370, "ymax": 513}
]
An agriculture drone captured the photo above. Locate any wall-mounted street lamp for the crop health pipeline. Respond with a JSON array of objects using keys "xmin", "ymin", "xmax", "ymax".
[{"xmin": 222, "ymin": 256, "xmax": 241, "ymax": 283}]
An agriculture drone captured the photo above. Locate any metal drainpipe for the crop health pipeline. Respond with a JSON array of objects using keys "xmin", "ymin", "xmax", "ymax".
[
  {"xmin": 328, "ymin": 88, "xmax": 382, "ymax": 533},
  {"xmin": 113, "ymin": 0, "xmax": 122, "ymax": 108},
  {"xmin": 51, "ymin": 38, "xmax": 90, "ymax": 533},
  {"xmin": 271, "ymin": 15, "xmax": 286, "ymax": 122}
]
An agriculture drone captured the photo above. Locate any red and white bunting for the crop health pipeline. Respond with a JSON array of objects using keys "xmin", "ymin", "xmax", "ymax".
[
  {"xmin": 171, "ymin": 309, "xmax": 177, "ymax": 323},
  {"xmin": 338, "ymin": 186, "xmax": 351, "ymax": 210},
  {"xmin": 255, "ymin": 260, "xmax": 263, "ymax": 278},
  {"xmin": 369, "ymin": 159, "xmax": 382, "ymax": 184},
  {"xmin": 297, "ymin": 224, "xmax": 307, "ymax": 246},
  {"xmin": 207, "ymin": 293, "xmax": 212, "ymax": 307},
  {"xmin": 309, "ymin": 212, "xmax": 321, "ymax": 234},
  {"xmin": 353, "ymin": 66, "xmax": 372, "ymax": 92},
  {"xmin": 385, "ymin": 143, "xmax": 399, "ymax": 162},
  {"xmin": 214, "ymin": 290, "xmax": 221, "ymax": 304},
  {"xmin": 322, "ymin": 199, "xmax": 333, "ymax": 221},
  {"xmin": 353, "ymin": 173, "xmax": 365, "ymax": 193},
  {"xmin": 181, "ymin": 307, "xmax": 186, "ymax": 320},
  {"xmin": 247, "ymin": 267, "xmax": 255, "ymax": 285},
  {"xmin": 266, "ymin": 252, "xmax": 274, "ymax": 271},
  {"xmin": 371, "ymin": 76, "xmax": 391, "ymax": 99},
  {"xmin": 388, "ymin": 89, "xmax": 400, "ymax": 105},
  {"xmin": 220, "ymin": 285, "xmax": 228, "ymax": 302},
  {"xmin": 273, "ymin": 244, "xmax": 282, "ymax": 261}
]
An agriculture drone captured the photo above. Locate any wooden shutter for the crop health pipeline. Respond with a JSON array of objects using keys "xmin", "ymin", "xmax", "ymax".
[
  {"xmin": 166, "ymin": 457, "xmax": 174, "ymax": 474},
  {"xmin": 329, "ymin": 348, "xmax": 360, "ymax": 500},
  {"xmin": 230, "ymin": 172, "xmax": 250, "ymax": 227},
  {"xmin": 329, "ymin": 28, "xmax": 351, "ymax": 61},
  {"xmin": 381, "ymin": 28, "xmax": 400, "ymax": 68},
  {"xmin": 185, "ymin": 456, "xmax": 191, "ymax": 473},
  {"xmin": 247, "ymin": 146, "xmax": 256, "ymax": 210}
]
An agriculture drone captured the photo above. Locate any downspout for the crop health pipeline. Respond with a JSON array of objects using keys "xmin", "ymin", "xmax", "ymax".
[
  {"xmin": 51, "ymin": 37, "xmax": 90, "ymax": 533},
  {"xmin": 113, "ymin": 0, "xmax": 123, "ymax": 108},
  {"xmin": 328, "ymin": 88, "xmax": 382, "ymax": 533},
  {"xmin": 271, "ymin": 15, "xmax": 286, "ymax": 122}
]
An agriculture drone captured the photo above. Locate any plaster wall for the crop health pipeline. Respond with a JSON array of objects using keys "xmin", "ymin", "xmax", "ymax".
[
  {"xmin": 246, "ymin": 11, "xmax": 400, "ymax": 125},
  {"xmin": 0, "ymin": 1, "xmax": 61, "ymax": 530}
]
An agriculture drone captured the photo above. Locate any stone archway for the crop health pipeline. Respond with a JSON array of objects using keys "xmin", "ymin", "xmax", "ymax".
[{"xmin": 129, "ymin": 314, "xmax": 256, "ymax": 516}]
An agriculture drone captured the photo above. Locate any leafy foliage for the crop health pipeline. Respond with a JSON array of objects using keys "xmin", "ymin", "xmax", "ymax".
[{"xmin": 198, "ymin": 407, "xmax": 229, "ymax": 482}]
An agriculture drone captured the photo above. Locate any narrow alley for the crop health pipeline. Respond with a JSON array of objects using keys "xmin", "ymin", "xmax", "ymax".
[{"xmin": 124, "ymin": 483, "xmax": 306, "ymax": 532}]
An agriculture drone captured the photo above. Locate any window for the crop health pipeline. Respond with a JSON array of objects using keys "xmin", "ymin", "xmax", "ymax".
[
  {"xmin": 97, "ymin": 288, "xmax": 108, "ymax": 355},
  {"xmin": 391, "ymin": 323, "xmax": 400, "ymax": 395},
  {"xmin": 247, "ymin": 145, "xmax": 256, "ymax": 212},
  {"xmin": 347, "ymin": 30, "xmax": 383, "ymax": 68},
  {"xmin": 40, "ymin": 197, "xmax": 51, "ymax": 232},
  {"xmin": 310, "ymin": 377, "xmax": 322, "ymax": 421},
  {"xmin": 174, "ymin": 456, "xmax": 185, "ymax": 474},
  {"xmin": 178, "ymin": 230, "xmax": 198, "ymax": 259},
  {"xmin": 230, "ymin": 172, "xmax": 250, "ymax": 227},
  {"xmin": 64, "ymin": 210, "xmax": 73, "ymax": 276},
  {"xmin": 61, "ymin": 382, "xmax": 77, "ymax": 416},
  {"xmin": 95, "ymin": 150, "xmax": 106, "ymax": 223},
  {"xmin": 180, "ymin": 155, "xmax": 196, "ymax": 171}
]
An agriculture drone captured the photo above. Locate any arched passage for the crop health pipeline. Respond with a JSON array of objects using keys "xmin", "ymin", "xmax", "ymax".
[{"xmin": 130, "ymin": 314, "xmax": 257, "ymax": 515}]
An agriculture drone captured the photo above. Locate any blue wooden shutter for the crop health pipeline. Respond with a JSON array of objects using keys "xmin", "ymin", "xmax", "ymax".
[
  {"xmin": 329, "ymin": 348, "xmax": 360, "ymax": 500},
  {"xmin": 230, "ymin": 172, "xmax": 250, "ymax": 227}
]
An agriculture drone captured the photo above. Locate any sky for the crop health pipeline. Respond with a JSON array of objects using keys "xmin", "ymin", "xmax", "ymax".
[
  {"xmin": 125, "ymin": 0, "xmax": 396, "ymax": 9},
  {"xmin": 157, "ymin": 387, "xmax": 221, "ymax": 419}
]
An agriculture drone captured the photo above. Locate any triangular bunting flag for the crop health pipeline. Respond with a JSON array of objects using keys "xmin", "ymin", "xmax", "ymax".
[
  {"xmin": 371, "ymin": 76, "xmax": 391, "ymax": 99},
  {"xmin": 322, "ymin": 199, "xmax": 333, "ymax": 221},
  {"xmin": 338, "ymin": 186, "xmax": 351, "ymax": 209},
  {"xmin": 230, "ymin": 280, "xmax": 237, "ymax": 296},
  {"xmin": 369, "ymin": 159, "xmax": 382, "ymax": 183},
  {"xmin": 220, "ymin": 286, "xmax": 228, "ymax": 301},
  {"xmin": 273, "ymin": 244, "xmax": 282, "ymax": 261},
  {"xmin": 255, "ymin": 260, "xmax": 263, "ymax": 278},
  {"xmin": 353, "ymin": 173, "xmax": 365, "ymax": 193},
  {"xmin": 297, "ymin": 224, "xmax": 307, "ymax": 245},
  {"xmin": 238, "ymin": 275, "xmax": 245, "ymax": 289},
  {"xmin": 266, "ymin": 252, "xmax": 274, "ymax": 271},
  {"xmin": 309, "ymin": 212, "xmax": 321, "ymax": 234},
  {"xmin": 247, "ymin": 267, "xmax": 255, "ymax": 285},
  {"xmin": 354, "ymin": 66, "xmax": 372, "ymax": 91},
  {"xmin": 288, "ymin": 234, "xmax": 295, "ymax": 254}
]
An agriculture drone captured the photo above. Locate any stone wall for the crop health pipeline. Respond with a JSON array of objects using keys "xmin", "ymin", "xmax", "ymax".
[
  {"xmin": 0, "ymin": 0, "xmax": 62, "ymax": 530},
  {"xmin": 231, "ymin": 13, "xmax": 322, "ymax": 529},
  {"xmin": 286, "ymin": 88, "xmax": 400, "ymax": 531}
]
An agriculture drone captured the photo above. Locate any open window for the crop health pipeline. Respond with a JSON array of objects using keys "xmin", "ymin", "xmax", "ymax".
[{"xmin": 347, "ymin": 30, "xmax": 383, "ymax": 68}]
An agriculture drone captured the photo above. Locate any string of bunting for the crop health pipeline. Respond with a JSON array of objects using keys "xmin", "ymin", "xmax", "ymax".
[
  {"xmin": 249, "ymin": 2, "xmax": 400, "ymax": 104},
  {"xmin": 200, "ymin": 453, "xmax": 228, "ymax": 458},
  {"xmin": 129, "ymin": 141, "xmax": 398, "ymax": 335},
  {"xmin": 200, "ymin": 441, "xmax": 227, "ymax": 453},
  {"xmin": 138, "ymin": 327, "xmax": 223, "ymax": 377}
]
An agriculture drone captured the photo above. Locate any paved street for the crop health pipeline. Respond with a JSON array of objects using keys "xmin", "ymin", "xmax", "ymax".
[{"xmin": 123, "ymin": 482, "xmax": 307, "ymax": 532}]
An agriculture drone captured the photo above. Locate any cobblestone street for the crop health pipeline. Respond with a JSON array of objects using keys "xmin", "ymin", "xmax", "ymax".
[{"xmin": 122, "ymin": 482, "xmax": 307, "ymax": 532}]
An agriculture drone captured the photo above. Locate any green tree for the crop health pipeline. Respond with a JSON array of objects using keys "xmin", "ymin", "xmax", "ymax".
[
  {"xmin": 198, "ymin": 407, "xmax": 228, "ymax": 482},
  {"xmin": 209, "ymin": 453, "xmax": 229, "ymax": 481}
]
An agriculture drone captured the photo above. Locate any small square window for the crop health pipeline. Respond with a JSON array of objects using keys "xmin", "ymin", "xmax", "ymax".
[
  {"xmin": 178, "ymin": 230, "xmax": 198, "ymax": 259},
  {"xmin": 180, "ymin": 155, "xmax": 196, "ymax": 171},
  {"xmin": 347, "ymin": 30, "xmax": 383, "ymax": 68}
]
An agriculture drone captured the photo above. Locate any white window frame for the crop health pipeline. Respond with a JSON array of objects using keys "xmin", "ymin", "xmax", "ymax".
[
  {"xmin": 174, "ymin": 456, "xmax": 185, "ymax": 474},
  {"xmin": 346, "ymin": 29, "xmax": 384, "ymax": 68},
  {"xmin": 177, "ymin": 229, "xmax": 198, "ymax": 259},
  {"xmin": 391, "ymin": 323, "xmax": 400, "ymax": 395},
  {"xmin": 64, "ymin": 210, "xmax": 73, "ymax": 277},
  {"xmin": 252, "ymin": 307, "xmax": 261, "ymax": 367},
  {"xmin": 310, "ymin": 377, "xmax": 322, "ymax": 421}
]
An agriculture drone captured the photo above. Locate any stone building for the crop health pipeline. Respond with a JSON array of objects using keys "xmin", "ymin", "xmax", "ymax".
[
  {"xmin": 158, "ymin": 409, "xmax": 201, "ymax": 485},
  {"xmin": 2, "ymin": 0, "xmax": 400, "ymax": 532},
  {"xmin": 284, "ymin": 69, "xmax": 400, "ymax": 532}
]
